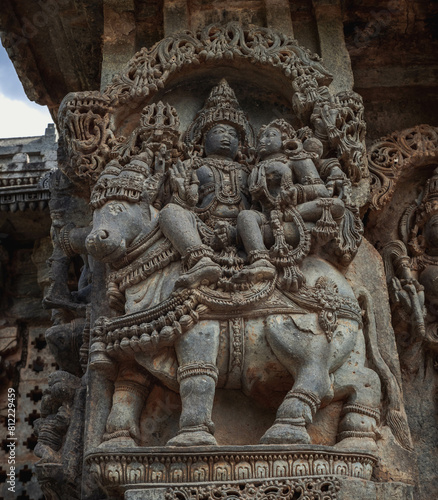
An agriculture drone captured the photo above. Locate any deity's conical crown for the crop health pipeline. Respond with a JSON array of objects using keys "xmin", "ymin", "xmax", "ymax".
[{"xmin": 186, "ymin": 79, "xmax": 254, "ymax": 148}]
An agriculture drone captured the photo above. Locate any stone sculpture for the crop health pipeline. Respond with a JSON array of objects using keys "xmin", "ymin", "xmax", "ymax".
[
  {"xmin": 33, "ymin": 168, "xmax": 91, "ymax": 499},
  {"xmin": 38, "ymin": 22, "xmax": 415, "ymax": 500},
  {"xmin": 383, "ymin": 168, "xmax": 438, "ymax": 372},
  {"xmin": 84, "ymin": 79, "xmax": 406, "ymax": 455},
  {"xmin": 158, "ymin": 79, "xmax": 252, "ymax": 290}
]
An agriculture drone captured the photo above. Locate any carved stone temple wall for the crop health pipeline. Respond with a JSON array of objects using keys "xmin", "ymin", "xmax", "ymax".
[
  {"xmin": 0, "ymin": 2, "xmax": 437, "ymax": 500},
  {"xmin": 0, "ymin": 125, "xmax": 57, "ymax": 499}
]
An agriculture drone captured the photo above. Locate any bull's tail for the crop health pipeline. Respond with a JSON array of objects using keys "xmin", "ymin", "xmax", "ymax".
[{"xmin": 356, "ymin": 286, "xmax": 414, "ymax": 452}]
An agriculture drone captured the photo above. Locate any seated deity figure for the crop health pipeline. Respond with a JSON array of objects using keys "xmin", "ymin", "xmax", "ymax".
[
  {"xmin": 235, "ymin": 119, "xmax": 345, "ymax": 288},
  {"xmin": 159, "ymin": 79, "xmax": 253, "ymax": 289}
]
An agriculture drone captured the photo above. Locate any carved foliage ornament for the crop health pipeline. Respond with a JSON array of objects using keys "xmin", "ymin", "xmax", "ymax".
[
  {"xmin": 104, "ymin": 23, "xmax": 332, "ymax": 103},
  {"xmin": 368, "ymin": 124, "xmax": 438, "ymax": 211},
  {"xmin": 167, "ymin": 478, "xmax": 341, "ymax": 500},
  {"xmin": 58, "ymin": 23, "xmax": 368, "ymax": 187}
]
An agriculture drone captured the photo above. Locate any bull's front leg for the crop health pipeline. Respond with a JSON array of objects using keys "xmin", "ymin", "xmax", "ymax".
[
  {"xmin": 100, "ymin": 363, "xmax": 152, "ymax": 447},
  {"xmin": 167, "ymin": 321, "xmax": 220, "ymax": 446}
]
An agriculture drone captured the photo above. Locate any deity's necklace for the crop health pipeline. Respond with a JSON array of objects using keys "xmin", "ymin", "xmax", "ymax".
[{"xmin": 197, "ymin": 157, "xmax": 243, "ymax": 205}]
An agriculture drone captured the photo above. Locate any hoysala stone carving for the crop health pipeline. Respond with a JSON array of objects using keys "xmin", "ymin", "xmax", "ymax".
[
  {"xmin": 37, "ymin": 23, "xmax": 415, "ymax": 499},
  {"xmin": 365, "ymin": 126, "xmax": 438, "ymax": 500},
  {"xmin": 368, "ymin": 125, "xmax": 438, "ymax": 211},
  {"xmin": 382, "ymin": 168, "xmax": 438, "ymax": 372}
]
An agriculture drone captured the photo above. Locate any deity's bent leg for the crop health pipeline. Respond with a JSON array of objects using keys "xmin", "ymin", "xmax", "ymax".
[
  {"xmin": 159, "ymin": 203, "xmax": 222, "ymax": 288},
  {"xmin": 167, "ymin": 320, "xmax": 220, "ymax": 446},
  {"xmin": 296, "ymin": 197, "xmax": 345, "ymax": 223},
  {"xmin": 233, "ymin": 210, "xmax": 276, "ymax": 284}
]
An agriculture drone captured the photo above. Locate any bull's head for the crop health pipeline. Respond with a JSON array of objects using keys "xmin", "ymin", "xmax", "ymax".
[
  {"xmin": 86, "ymin": 199, "xmax": 149, "ymax": 263},
  {"xmin": 86, "ymin": 157, "xmax": 155, "ymax": 264}
]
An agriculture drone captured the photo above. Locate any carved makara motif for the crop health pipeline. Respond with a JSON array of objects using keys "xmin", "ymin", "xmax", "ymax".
[{"xmin": 58, "ymin": 93, "xmax": 117, "ymax": 184}]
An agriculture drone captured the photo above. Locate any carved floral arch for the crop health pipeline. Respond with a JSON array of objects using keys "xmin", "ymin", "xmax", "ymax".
[
  {"xmin": 102, "ymin": 23, "xmax": 332, "ymax": 106},
  {"xmin": 368, "ymin": 124, "xmax": 438, "ymax": 211},
  {"xmin": 58, "ymin": 22, "xmax": 366, "ymax": 188}
]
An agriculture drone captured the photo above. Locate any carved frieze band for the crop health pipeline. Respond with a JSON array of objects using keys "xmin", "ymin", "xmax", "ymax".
[
  {"xmin": 86, "ymin": 446, "xmax": 376, "ymax": 493},
  {"xmin": 0, "ymin": 188, "xmax": 50, "ymax": 212},
  {"xmin": 368, "ymin": 124, "xmax": 438, "ymax": 211}
]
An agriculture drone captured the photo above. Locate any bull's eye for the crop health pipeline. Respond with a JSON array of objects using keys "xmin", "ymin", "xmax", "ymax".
[{"xmin": 108, "ymin": 202, "xmax": 125, "ymax": 215}]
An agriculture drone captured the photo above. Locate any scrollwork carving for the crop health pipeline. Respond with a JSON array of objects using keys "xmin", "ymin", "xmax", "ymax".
[
  {"xmin": 58, "ymin": 92, "xmax": 117, "ymax": 183},
  {"xmin": 368, "ymin": 124, "xmax": 438, "ymax": 211},
  {"xmin": 105, "ymin": 23, "xmax": 332, "ymax": 104},
  {"xmin": 168, "ymin": 476, "xmax": 341, "ymax": 500},
  {"xmin": 57, "ymin": 23, "xmax": 369, "ymax": 187}
]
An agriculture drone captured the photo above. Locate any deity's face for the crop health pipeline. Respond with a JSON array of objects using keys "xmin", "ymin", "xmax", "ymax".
[
  {"xmin": 204, "ymin": 124, "xmax": 239, "ymax": 159},
  {"xmin": 257, "ymin": 126, "xmax": 283, "ymax": 158}
]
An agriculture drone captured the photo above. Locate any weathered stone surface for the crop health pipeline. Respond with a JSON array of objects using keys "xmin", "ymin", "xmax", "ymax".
[
  {"xmin": 40, "ymin": 24, "xmax": 411, "ymax": 499},
  {"xmin": 1, "ymin": 3, "xmax": 437, "ymax": 500}
]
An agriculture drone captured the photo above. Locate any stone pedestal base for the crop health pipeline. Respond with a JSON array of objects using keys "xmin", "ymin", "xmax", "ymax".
[{"xmin": 86, "ymin": 444, "xmax": 386, "ymax": 498}]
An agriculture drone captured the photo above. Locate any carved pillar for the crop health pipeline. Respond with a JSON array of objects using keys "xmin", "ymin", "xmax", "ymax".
[
  {"xmin": 163, "ymin": 0, "xmax": 190, "ymax": 36},
  {"xmin": 264, "ymin": 0, "xmax": 294, "ymax": 37},
  {"xmin": 101, "ymin": 0, "xmax": 137, "ymax": 90}
]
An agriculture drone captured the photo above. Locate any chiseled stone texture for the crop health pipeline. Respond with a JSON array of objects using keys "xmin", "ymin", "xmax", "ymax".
[
  {"xmin": 0, "ymin": 3, "xmax": 437, "ymax": 500},
  {"xmin": 124, "ymin": 480, "xmax": 414, "ymax": 500}
]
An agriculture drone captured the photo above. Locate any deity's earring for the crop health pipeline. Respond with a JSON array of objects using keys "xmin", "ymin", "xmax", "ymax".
[{"xmin": 283, "ymin": 139, "xmax": 303, "ymax": 156}]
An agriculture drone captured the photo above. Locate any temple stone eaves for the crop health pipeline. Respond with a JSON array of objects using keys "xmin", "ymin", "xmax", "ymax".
[{"xmin": 1, "ymin": 0, "xmax": 437, "ymax": 135}]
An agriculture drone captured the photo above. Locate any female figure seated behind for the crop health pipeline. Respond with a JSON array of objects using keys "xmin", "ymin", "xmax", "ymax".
[{"xmin": 235, "ymin": 119, "xmax": 345, "ymax": 290}]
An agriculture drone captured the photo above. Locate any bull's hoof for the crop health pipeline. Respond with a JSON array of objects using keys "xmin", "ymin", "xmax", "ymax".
[
  {"xmin": 167, "ymin": 430, "xmax": 217, "ymax": 447},
  {"xmin": 260, "ymin": 423, "xmax": 311, "ymax": 445}
]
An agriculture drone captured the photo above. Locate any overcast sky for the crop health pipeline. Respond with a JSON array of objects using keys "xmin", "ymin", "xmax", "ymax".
[{"xmin": 0, "ymin": 44, "xmax": 53, "ymax": 138}]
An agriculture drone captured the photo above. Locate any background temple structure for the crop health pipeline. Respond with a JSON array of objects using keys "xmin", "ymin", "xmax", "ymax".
[{"xmin": 0, "ymin": 1, "xmax": 437, "ymax": 500}]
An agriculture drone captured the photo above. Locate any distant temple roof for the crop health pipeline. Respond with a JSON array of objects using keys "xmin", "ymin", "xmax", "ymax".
[{"xmin": 0, "ymin": 124, "xmax": 57, "ymax": 212}]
